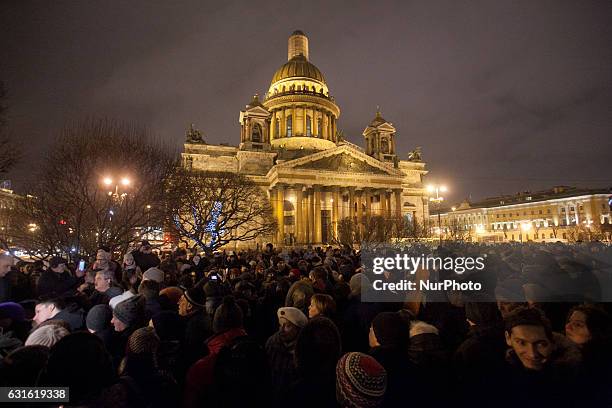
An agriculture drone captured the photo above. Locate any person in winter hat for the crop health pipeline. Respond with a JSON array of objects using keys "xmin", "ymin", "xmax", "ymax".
[
  {"xmin": 111, "ymin": 295, "xmax": 145, "ymax": 332},
  {"xmin": 266, "ymin": 307, "xmax": 308, "ymax": 402},
  {"xmin": 184, "ymin": 296, "xmax": 247, "ymax": 408},
  {"xmin": 86, "ymin": 304, "xmax": 113, "ymax": 349},
  {"xmin": 143, "ymin": 267, "xmax": 165, "ymax": 285},
  {"xmin": 284, "ymin": 316, "xmax": 342, "ymax": 408},
  {"xmin": 213, "ymin": 295, "xmax": 244, "ymax": 333},
  {"xmin": 336, "ymin": 352, "xmax": 387, "ymax": 408}
]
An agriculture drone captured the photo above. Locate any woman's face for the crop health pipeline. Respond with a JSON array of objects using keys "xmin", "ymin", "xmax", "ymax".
[
  {"xmin": 565, "ymin": 311, "xmax": 591, "ymax": 345},
  {"xmin": 178, "ymin": 295, "xmax": 192, "ymax": 316},
  {"xmin": 308, "ymin": 302, "xmax": 320, "ymax": 318}
]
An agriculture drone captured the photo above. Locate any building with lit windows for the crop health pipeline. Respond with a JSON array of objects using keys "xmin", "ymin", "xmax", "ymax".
[
  {"xmin": 430, "ymin": 186, "xmax": 612, "ymax": 242},
  {"xmin": 181, "ymin": 31, "xmax": 428, "ymax": 246}
]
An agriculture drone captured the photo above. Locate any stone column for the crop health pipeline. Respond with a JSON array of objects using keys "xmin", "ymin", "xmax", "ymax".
[
  {"xmin": 282, "ymin": 109, "xmax": 286, "ymax": 138},
  {"xmin": 308, "ymin": 187, "xmax": 315, "ymax": 244},
  {"xmin": 277, "ymin": 186, "xmax": 285, "ymax": 245},
  {"xmin": 379, "ymin": 190, "xmax": 387, "ymax": 218},
  {"xmin": 295, "ymin": 186, "xmax": 303, "ymax": 244},
  {"xmin": 332, "ymin": 187, "xmax": 340, "ymax": 239},
  {"xmin": 357, "ymin": 190, "xmax": 364, "ymax": 224},
  {"xmin": 314, "ymin": 186, "xmax": 322, "ymax": 244},
  {"xmin": 395, "ymin": 189, "xmax": 402, "ymax": 218},
  {"xmin": 349, "ymin": 188, "xmax": 355, "ymax": 221},
  {"xmin": 365, "ymin": 188, "xmax": 372, "ymax": 217}
]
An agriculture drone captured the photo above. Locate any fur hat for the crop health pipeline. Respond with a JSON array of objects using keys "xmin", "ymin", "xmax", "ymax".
[
  {"xmin": 277, "ymin": 307, "xmax": 308, "ymax": 328},
  {"xmin": 86, "ymin": 304, "xmax": 112, "ymax": 332},
  {"xmin": 25, "ymin": 324, "xmax": 69, "ymax": 347},
  {"xmin": 213, "ymin": 296, "xmax": 243, "ymax": 333},
  {"xmin": 49, "ymin": 256, "xmax": 66, "ymax": 269},
  {"xmin": 143, "ymin": 267, "xmax": 164, "ymax": 283},
  {"xmin": 336, "ymin": 352, "xmax": 387, "ymax": 408}
]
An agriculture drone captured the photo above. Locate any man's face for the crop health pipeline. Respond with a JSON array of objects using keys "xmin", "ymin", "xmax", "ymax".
[
  {"xmin": 94, "ymin": 272, "xmax": 110, "ymax": 292},
  {"xmin": 34, "ymin": 303, "xmax": 57, "ymax": 326},
  {"xmin": 0, "ymin": 258, "xmax": 12, "ymax": 278},
  {"xmin": 565, "ymin": 311, "xmax": 591, "ymax": 345},
  {"xmin": 279, "ymin": 319, "xmax": 299, "ymax": 342},
  {"xmin": 505, "ymin": 325, "xmax": 554, "ymax": 371},
  {"xmin": 111, "ymin": 316, "xmax": 127, "ymax": 332},
  {"xmin": 141, "ymin": 245, "xmax": 152, "ymax": 254}
]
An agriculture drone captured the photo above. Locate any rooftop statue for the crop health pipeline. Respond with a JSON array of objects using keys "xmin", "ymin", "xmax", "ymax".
[
  {"xmin": 186, "ymin": 123, "xmax": 205, "ymax": 143},
  {"xmin": 408, "ymin": 146, "xmax": 422, "ymax": 162}
]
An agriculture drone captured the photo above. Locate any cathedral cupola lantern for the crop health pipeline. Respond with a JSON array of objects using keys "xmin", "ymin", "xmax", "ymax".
[
  {"xmin": 239, "ymin": 94, "xmax": 272, "ymax": 151},
  {"xmin": 363, "ymin": 108, "xmax": 397, "ymax": 163}
]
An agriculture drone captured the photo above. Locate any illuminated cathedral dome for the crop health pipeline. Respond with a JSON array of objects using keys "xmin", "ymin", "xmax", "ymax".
[
  {"xmin": 270, "ymin": 55, "xmax": 326, "ymax": 86},
  {"xmin": 263, "ymin": 30, "xmax": 339, "ymax": 152}
]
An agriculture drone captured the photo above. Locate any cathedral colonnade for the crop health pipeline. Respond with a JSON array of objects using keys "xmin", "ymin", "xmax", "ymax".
[{"xmin": 270, "ymin": 184, "xmax": 403, "ymax": 245}]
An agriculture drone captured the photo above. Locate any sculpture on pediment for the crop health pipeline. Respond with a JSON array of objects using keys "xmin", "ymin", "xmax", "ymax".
[
  {"xmin": 186, "ymin": 123, "xmax": 205, "ymax": 143},
  {"xmin": 407, "ymin": 146, "xmax": 422, "ymax": 162}
]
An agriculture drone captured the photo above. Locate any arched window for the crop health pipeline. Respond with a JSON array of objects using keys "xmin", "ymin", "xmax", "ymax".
[
  {"xmin": 317, "ymin": 118, "xmax": 322, "ymax": 136},
  {"xmin": 380, "ymin": 138, "xmax": 389, "ymax": 153},
  {"xmin": 306, "ymin": 115, "xmax": 312, "ymax": 136},
  {"xmin": 287, "ymin": 115, "xmax": 292, "ymax": 137},
  {"xmin": 252, "ymin": 123, "xmax": 262, "ymax": 143},
  {"xmin": 274, "ymin": 119, "xmax": 280, "ymax": 138}
]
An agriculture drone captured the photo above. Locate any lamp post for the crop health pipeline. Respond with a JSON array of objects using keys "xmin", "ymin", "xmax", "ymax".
[
  {"xmin": 103, "ymin": 176, "xmax": 131, "ymax": 200},
  {"xmin": 427, "ymin": 184, "xmax": 447, "ymax": 243}
]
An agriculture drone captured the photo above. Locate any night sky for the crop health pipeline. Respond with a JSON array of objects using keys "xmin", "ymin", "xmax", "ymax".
[{"xmin": 2, "ymin": 1, "xmax": 611, "ymax": 203}]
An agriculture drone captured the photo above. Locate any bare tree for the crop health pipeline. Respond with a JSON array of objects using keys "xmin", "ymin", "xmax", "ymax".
[
  {"xmin": 444, "ymin": 217, "xmax": 469, "ymax": 242},
  {"xmin": 166, "ymin": 167, "xmax": 276, "ymax": 253},
  {"xmin": 4, "ymin": 118, "xmax": 175, "ymax": 258},
  {"xmin": 401, "ymin": 217, "xmax": 433, "ymax": 242}
]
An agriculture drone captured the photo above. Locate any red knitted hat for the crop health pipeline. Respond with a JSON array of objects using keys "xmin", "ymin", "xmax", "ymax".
[{"xmin": 336, "ymin": 352, "xmax": 387, "ymax": 408}]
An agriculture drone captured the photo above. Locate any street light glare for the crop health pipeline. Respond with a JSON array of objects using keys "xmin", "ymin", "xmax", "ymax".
[
  {"xmin": 440, "ymin": 186, "xmax": 448, "ymax": 193},
  {"xmin": 521, "ymin": 223, "xmax": 532, "ymax": 232},
  {"xmin": 103, "ymin": 177, "xmax": 113, "ymax": 185},
  {"xmin": 121, "ymin": 177, "xmax": 130, "ymax": 186},
  {"xmin": 426, "ymin": 185, "xmax": 435, "ymax": 193}
]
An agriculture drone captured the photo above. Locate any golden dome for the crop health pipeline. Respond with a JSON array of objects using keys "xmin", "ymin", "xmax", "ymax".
[{"xmin": 270, "ymin": 55, "xmax": 326, "ymax": 86}]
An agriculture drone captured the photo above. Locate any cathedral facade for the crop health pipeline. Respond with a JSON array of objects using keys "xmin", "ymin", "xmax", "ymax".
[{"xmin": 182, "ymin": 31, "xmax": 429, "ymax": 246}]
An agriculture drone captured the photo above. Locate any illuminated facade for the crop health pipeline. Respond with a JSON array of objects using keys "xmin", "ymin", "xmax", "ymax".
[
  {"xmin": 182, "ymin": 31, "xmax": 428, "ymax": 246},
  {"xmin": 430, "ymin": 186, "xmax": 612, "ymax": 242}
]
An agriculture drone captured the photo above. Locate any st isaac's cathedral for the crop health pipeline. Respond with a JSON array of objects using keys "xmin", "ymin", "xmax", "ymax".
[{"xmin": 181, "ymin": 30, "xmax": 429, "ymax": 246}]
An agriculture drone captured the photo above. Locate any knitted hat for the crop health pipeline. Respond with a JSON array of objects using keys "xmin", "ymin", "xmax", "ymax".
[
  {"xmin": 160, "ymin": 286, "xmax": 184, "ymax": 305},
  {"xmin": 113, "ymin": 295, "xmax": 145, "ymax": 327},
  {"xmin": 0, "ymin": 302, "xmax": 26, "ymax": 322},
  {"xmin": 371, "ymin": 312, "xmax": 409, "ymax": 347},
  {"xmin": 277, "ymin": 307, "xmax": 308, "ymax": 328},
  {"xmin": 25, "ymin": 324, "xmax": 69, "ymax": 347},
  {"xmin": 184, "ymin": 286, "xmax": 205, "ymax": 307},
  {"xmin": 336, "ymin": 352, "xmax": 387, "ymax": 408},
  {"xmin": 213, "ymin": 296, "xmax": 243, "ymax": 333},
  {"xmin": 143, "ymin": 267, "xmax": 164, "ymax": 283},
  {"xmin": 86, "ymin": 304, "xmax": 112, "ymax": 332},
  {"xmin": 127, "ymin": 327, "xmax": 159, "ymax": 355}
]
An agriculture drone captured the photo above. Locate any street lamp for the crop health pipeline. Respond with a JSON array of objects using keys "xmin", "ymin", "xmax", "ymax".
[
  {"xmin": 427, "ymin": 184, "xmax": 447, "ymax": 243},
  {"xmin": 102, "ymin": 176, "xmax": 131, "ymax": 199}
]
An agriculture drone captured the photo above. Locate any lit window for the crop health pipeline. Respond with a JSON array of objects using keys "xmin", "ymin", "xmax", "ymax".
[
  {"xmin": 306, "ymin": 115, "xmax": 312, "ymax": 136},
  {"xmin": 287, "ymin": 116, "xmax": 292, "ymax": 137}
]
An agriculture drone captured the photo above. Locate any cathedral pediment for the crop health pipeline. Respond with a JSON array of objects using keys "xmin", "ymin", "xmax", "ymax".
[
  {"xmin": 294, "ymin": 152, "xmax": 388, "ymax": 174},
  {"xmin": 275, "ymin": 144, "xmax": 403, "ymax": 177}
]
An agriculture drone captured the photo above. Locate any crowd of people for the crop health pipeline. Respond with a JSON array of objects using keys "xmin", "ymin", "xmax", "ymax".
[{"xmin": 0, "ymin": 240, "xmax": 611, "ymax": 407}]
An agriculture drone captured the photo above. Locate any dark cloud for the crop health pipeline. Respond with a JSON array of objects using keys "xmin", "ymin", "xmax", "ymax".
[{"xmin": 1, "ymin": 0, "xmax": 611, "ymax": 203}]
